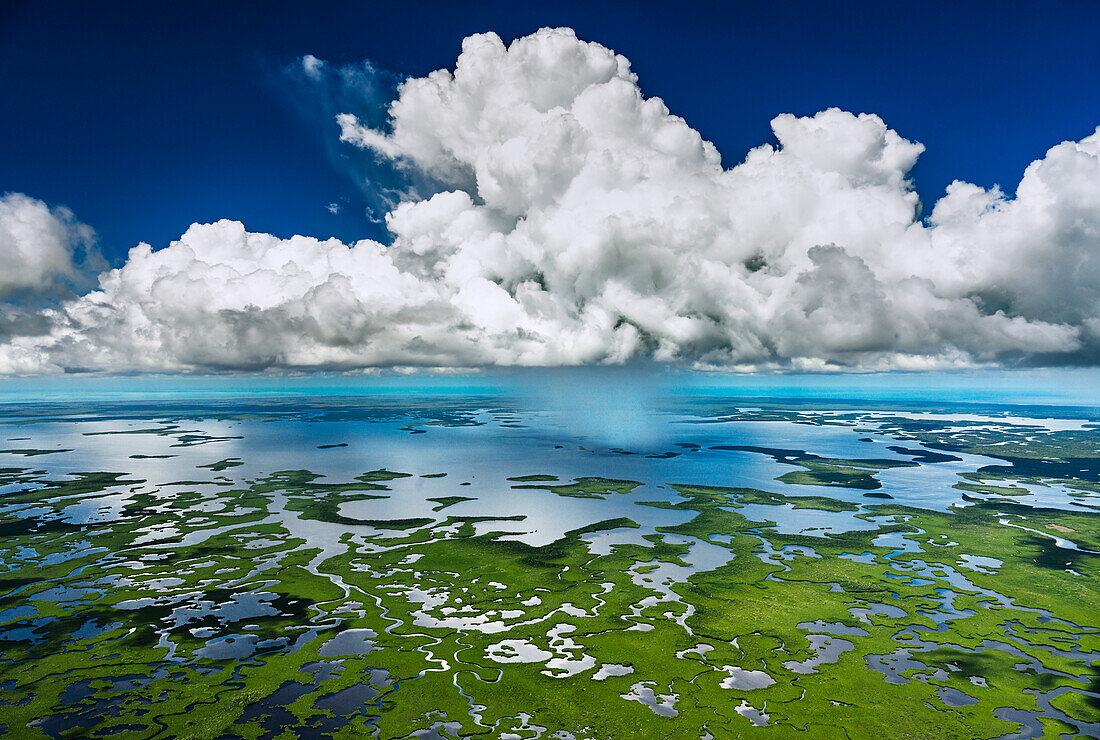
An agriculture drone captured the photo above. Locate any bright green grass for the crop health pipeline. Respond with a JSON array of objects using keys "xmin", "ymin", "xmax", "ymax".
[{"xmin": 0, "ymin": 461, "xmax": 1096, "ymax": 739}]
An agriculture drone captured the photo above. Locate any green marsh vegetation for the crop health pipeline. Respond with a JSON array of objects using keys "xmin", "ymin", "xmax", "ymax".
[{"xmin": 0, "ymin": 406, "xmax": 1096, "ymax": 738}]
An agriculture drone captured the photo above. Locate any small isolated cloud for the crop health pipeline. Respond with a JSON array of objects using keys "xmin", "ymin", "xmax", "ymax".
[
  {"xmin": 326, "ymin": 202, "xmax": 341, "ymax": 214},
  {"xmin": 2, "ymin": 28, "xmax": 1100, "ymax": 374},
  {"xmin": 301, "ymin": 54, "xmax": 325, "ymax": 80}
]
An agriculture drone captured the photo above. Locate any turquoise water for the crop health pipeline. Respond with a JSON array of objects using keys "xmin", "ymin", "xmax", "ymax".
[{"xmin": 3, "ymin": 367, "xmax": 1100, "ymax": 406}]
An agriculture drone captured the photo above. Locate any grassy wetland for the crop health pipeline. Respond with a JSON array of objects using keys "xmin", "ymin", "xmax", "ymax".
[{"xmin": 0, "ymin": 395, "xmax": 1097, "ymax": 738}]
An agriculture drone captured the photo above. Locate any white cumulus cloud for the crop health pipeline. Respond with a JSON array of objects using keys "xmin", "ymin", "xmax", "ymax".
[
  {"xmin": 2, "ymin": 27, "xmax": 1099, "ymax": 374},
  {"xmin": 0, "ymin": 192, "xmax": 96, "ymax": 299}
]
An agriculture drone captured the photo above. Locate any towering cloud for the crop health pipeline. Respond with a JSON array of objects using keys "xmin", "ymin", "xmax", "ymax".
[{"xmin": 2, "ymin": 28, "xmax": 1098, "ymax": 374}]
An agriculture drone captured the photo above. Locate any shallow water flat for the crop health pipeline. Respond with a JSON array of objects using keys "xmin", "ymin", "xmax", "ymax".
[{"xmin": 0, "ymin": 394, "xmax": 1097, "ymax": 738}]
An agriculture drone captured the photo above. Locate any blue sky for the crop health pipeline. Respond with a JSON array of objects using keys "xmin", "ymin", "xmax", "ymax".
[
  {"xmin": 3, "ymin": 0, "xmax": 1098, "ymax": 262},
  {"xmin": 1, "ymin": 1, "xmax": 1099, "ymax": 375}
]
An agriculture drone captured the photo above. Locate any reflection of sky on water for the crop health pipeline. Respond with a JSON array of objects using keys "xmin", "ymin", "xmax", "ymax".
[
  {"xmin": 731, "ymin": 503, "xmax": 879, "ymax": 535},
  {"xmin": 1, "ymin": 396, "xmax": 1098, "ymax": 549}
]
